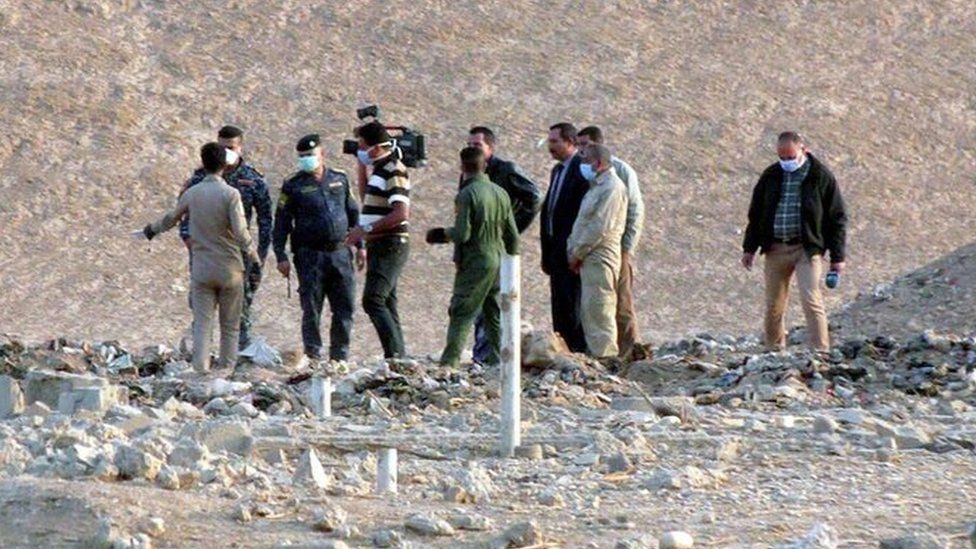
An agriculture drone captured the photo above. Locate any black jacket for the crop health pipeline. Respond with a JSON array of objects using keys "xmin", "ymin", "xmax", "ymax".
[
  {"xmin": 486, "ymin": 155, "xmax": 541, "ymax": 233},
  {"xmin": 743, "ymin": 153, "xmax": 847, "ymax": 261},
  {"xmin": 540, "ymin": 153, "xmax": 589, "ymax": 273},
  {"xmin": 272, "ymin": 168, "xmax": 359, "ymax": 262}
]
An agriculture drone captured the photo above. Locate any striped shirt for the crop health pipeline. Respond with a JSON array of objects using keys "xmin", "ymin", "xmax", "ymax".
[
  {"xmin": 361, "ymin": 155, "xmax": 410, "ymax": 236},
  {"xmin": 773, "ymin": 159, "xmax": 810, "ymax": 241}
]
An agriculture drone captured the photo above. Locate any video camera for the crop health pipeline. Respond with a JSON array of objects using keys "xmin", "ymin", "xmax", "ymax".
[{"xmin": 342, "ymin": 105, "xmax": 428, "ymax": 168}]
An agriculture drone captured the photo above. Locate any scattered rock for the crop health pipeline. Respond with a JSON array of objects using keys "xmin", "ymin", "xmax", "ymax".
[
  {"xmin": 660, "ymin": 531, "xmax": 694, "ymax": 549},
  {"xmin": 404, "ymin": 513, "xmax": 455, "ymax": 536},
  {"xmin": 293, "ymin": 448, "xmax": 331, "ymax": 489},
  {"xmin": 879, "ymin": 533, "xmax": 948, "ymax": 549},
  {"xmin": 785, "ymin": 523, "xmax": 839, "ymax": 549},
  {"xmin": 371, "ymin": 528, "xmax": 402, "ymax": 548},
  {"xmin": 449, "ymin": 512, "xmax": 494, "ymax": 531},
  {"xmin": 114, "ymin": 444, "xmax": 162, "ymax": 481},
  {"xmin": 312, "ymin": 504, "xmax": 348, "ymax": 533},
  {"xmin": 489, "ymin": 521, "xmax": 543, "ymax": 548}
]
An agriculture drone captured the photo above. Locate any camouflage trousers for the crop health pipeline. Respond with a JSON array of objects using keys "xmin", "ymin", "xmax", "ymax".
[{"xmin": 189, "ymin": 250, "xmax": 262, "ymax": 349}]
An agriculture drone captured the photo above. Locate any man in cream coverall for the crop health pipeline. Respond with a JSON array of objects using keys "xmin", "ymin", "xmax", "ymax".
[{"xmin": 141, "ymin": 142, "xmax": 259, "ymax": 371}]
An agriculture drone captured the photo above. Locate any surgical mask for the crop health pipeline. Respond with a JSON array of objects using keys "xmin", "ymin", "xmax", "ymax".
[
  {"xmin": 356, "ymin": 150, "xmax": 373, "ymax": 166},
  {"xmin": 579, "ymin": 163, "xmax": 597, "ymax": 181},
  {"xmin": 225, "ymin": 148, "xmax": 240, "ymax": 166},
  {"xmin": 298, "ymin": 155, "xmax": 320, "ymax": 173},
  {"xmin": 779, "ymin": 155, "xmax": 805, "ymax": 173}
]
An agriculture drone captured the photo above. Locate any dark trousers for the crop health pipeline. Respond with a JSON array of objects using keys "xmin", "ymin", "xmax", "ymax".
[
  {"xmin": 294, "ymin": 247, "xmax": 355, "ymax": 360},
  {"xmin": 549, "ymin": 266, "xmax": 586, "ymax": 353},
  {"xmin": 472, "ymin": 314, "xmax": 490, "ymax": 363},
  {"xmin": 363, "ymin": 236, "xmax": 409, "ymax": 358}
]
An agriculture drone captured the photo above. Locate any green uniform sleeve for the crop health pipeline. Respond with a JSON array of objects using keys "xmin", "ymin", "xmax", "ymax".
[{"xmin": 446, "ymin": 191, "xmax": 472, "ymax": 244}]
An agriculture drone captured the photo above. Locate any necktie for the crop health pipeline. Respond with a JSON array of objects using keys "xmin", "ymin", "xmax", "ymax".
[{"xmin": 548, "ymin": 163, "xmax": 565, "ymax": 235}]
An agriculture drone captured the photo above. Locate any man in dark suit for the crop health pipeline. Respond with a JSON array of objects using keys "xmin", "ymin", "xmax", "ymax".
[{"xmin": 539, "ymin": 122, "xmax": 588, "ymax": 352}]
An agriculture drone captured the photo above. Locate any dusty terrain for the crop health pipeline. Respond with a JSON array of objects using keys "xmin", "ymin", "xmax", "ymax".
[
  {"xmin": 0, "ymin": 331, "xmax": 975, "ymax": 548},
  {"xmin": 2, "ymin": 1, "xmax": 976, "ymax": 548}
]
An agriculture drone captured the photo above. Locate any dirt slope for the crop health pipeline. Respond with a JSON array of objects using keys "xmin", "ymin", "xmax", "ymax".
[{"xmin": 0, "ymin": 0, "xmax": 974, "ymax": 357}]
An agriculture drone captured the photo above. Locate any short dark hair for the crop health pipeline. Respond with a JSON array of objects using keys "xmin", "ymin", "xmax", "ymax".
[
  {"xmin": 200, "ymin": 142, "xmax": 227, "ymax": 174},
  {"xmin": 218, "ymin": 125, "xmax": 244, "ymax": 139},
  {"xmin": 549, "ymin": 122, "xmax": 577, "ymax": 143},
  {"xmin": 469, "ymin": 126, "xmax": 497, "ymax": 146},
  {"xmin": 589, "ymin": 143, "xmax": 612, "ymax": 165},
  {"xmin": 460, "ymin": 146, "xmax": 486, "ymax": 173},
  {"xmin": 357, "ymin": 121, "xmax": 392, "ymax": 147},
  {"xmin": 577, "ymin": 125, "xmax": 604, "ymax": 143},
  {"xmin": 778, "ymin": 131, "xmax": 804, "ymax": 145}
]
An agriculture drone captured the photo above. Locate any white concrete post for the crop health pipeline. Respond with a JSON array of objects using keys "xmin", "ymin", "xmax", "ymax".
[
  {"xmin": 309, "ymin": 377, "xmax": 332, "ymax": 418},
  {"xmin": 376, "ymin": 447, "xmax": 398, "ymax": 495},
  {"xmin": 500, "ymin": 254, "xmax": 521, "ymax": 457}
]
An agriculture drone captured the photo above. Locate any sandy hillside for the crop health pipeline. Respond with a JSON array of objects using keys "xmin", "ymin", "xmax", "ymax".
[{"xmin": 1, "ymin": 0, "xmax": 975, "ymax": 358}]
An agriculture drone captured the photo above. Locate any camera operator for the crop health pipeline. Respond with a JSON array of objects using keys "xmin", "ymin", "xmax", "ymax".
[{"xmin": 344, "ymin": 121, "xmax": 411, "ymax": 359}]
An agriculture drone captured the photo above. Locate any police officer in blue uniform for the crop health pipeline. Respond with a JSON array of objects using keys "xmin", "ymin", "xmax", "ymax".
[
  {"xmin": 179, "ymin": 125, "xmax": 273, "ymax": 349},
  {"xmin": 273, "ymin": 134, "xmax": 363, "ymax": 361}
]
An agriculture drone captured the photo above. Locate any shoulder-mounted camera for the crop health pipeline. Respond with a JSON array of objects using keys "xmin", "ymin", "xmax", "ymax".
[{"xmin": 342, "ymin": 105, "xmax": 428, "ymax": 168}]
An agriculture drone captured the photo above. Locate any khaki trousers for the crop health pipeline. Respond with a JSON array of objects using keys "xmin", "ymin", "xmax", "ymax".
[
  {"xmin": 580, "ymin": 256, "xmax": 620, "ymax": 358},
  {"xmin": 190, "ymin": 270, "xmax": 244, "ymax": 371},
  {"xmin": 615, "ymin": 253, "xmax": 639, "ymax": 359},
  {"xmin": 763, "ymin": 244, "xmax": 829, "ymax": 351}
]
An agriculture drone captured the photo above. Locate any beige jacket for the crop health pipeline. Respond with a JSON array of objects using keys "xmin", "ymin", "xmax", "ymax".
[
  {"xmin": 151, "ymin": 174, "xmax": 257, "ymax": 282},
  {"xmin": 567, "ymin": 168, "xmax": 628, "ymax": 265}
]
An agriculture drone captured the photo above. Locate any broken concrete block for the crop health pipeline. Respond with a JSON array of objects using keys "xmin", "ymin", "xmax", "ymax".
[
  {"xmin": 0, "ymin": 376, "xmax": 24, "ymax": 418},
  {"xmin": 115, "ymin": 444, "xmax": 162, "ymax": 481},
  {"xmin": 293, "ymin": 448, "xmax": 330, "ymax": 489},
  {"xmin": 24, "ymin": 370, "xmax": 107, "ymax": 408},
  {"xmin": 196, "ymin": 420, "xmax": 253, "ymax": 457},
  {"xmin": 168, "ymin": 438, "xmax": 209, "ymax": 469},
  {"xmin": 58, "ymin": 386, "xmax": 126, "ymax": 415}
]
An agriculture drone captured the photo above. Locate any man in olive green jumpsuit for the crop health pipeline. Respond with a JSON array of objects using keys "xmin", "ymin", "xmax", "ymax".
[{"xmin": 426, "ymin": 147, "xmax": 520, "ymax": 367}]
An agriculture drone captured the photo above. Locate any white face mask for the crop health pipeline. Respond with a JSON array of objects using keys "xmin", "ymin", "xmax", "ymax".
[
  {"xmin": 225, "ymin": 148, "xmax": 240, "ymax": 167},
  {"xmin": 356, "ymin": 149, "xmax": 373, "ymax": 166},
  {"xmin": 779, "ymin": 154, "xmax": 805, "ymax": 173}
]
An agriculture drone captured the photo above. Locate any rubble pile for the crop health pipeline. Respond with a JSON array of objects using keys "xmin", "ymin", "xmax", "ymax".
[{"xmin": 0, "ymin": 330, "xmax": 974, "ymax": 547}]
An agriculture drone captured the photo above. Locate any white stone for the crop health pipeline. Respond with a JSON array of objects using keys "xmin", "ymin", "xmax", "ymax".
[
  {"xmin": 404, "ymin": 514, "xmax": 455, "ymax": 536},
  {"xmin": 660, "ymin": 531, "xmax": 694, "ymax": 549},
  {"xmin": 0, "ymin": 376, "xmax": 24, "ymax": 418},
  {"xmin": 293, "ymin": 448, "xmax": 330, "ymax": 489}
]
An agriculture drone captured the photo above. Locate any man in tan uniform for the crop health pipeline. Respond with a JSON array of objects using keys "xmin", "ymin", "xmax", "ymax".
[
  {"xmin": 567, "ymin": 144, "xmax": 628, "ymax": 358},
  {"xmin": 141, "ymin": 142, "xmax": 259, "ymax": 371}
]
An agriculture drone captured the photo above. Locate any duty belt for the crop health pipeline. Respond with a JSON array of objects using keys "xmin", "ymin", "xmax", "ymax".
[{"xmin": 298, "ymin": 241, "xmax": 344, "ymax": 252}]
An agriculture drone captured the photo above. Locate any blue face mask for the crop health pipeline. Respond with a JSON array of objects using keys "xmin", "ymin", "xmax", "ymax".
[
  {"xmin": 579, "ymin": 163, "xmax": 597, "ymax": 181},
  {"xmin": 298, "ymin": 155, "xmax": 320, "ymax": 173},
  {"xmin": 779, "ymin": 155, "xmax": 805, "ymax": 173},
  {"xmin": 356, "ymin": 150, "xmax": 372, "ymax": 166}
]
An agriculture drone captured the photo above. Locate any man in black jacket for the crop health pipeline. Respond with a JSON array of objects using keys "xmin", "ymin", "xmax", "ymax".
[
  {"xmin": 465, "ymin": 126, "xmax": 541, "ymax": 363},
  {"xmin": 540, "ymin": 122, "xmax": 588, "ymax": 352},
  {"xmin": 742, "ymin": 132, "xmax": 848, "ymax": 351}
]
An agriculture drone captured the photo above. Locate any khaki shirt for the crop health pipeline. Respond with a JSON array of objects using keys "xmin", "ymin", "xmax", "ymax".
[
  {"xmin": 567, "ymin": 168, "xmax": 628, "ymax": 264},
  {"xmin": 151, "ymin": 174, "xmax": 257, "ymax": 281}
]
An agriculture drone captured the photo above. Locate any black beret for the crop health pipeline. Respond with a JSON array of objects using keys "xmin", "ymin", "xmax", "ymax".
[
  {"xmin": 296, "ymin": 133, "xmax": 321, "ymax": 152},
  {"xmin": 218, "ymin": 125, "xmax": 244, "ymax": 139},
  {"xmin": 357, "ymin": 121, "xmax": 391, "ymax": 147}
]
